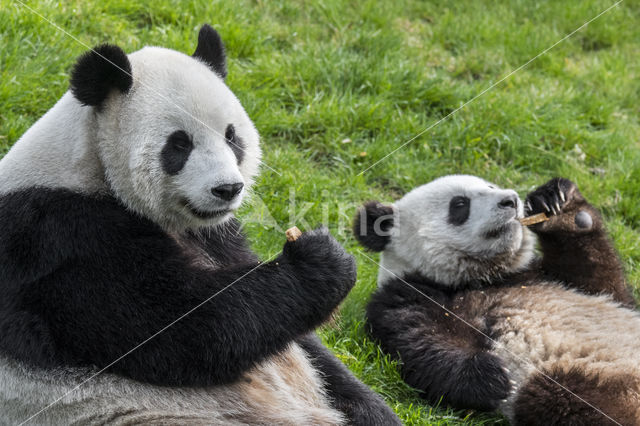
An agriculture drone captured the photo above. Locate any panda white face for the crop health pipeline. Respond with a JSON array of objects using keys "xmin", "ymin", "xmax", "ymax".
[
  {"xmin": 0, "ymin": 26, "xmax": 259, "ymax": 230},
  {"xmin": 356, "ymin": 175, "xmax": 535, "ymax": 286},
  {"xmin": 94, "ymin": 46, "xmax": 261, "ymax": 231},
  {"xmin": 399, "ymin": 175, "xmax": 524, "ymax": 256}
]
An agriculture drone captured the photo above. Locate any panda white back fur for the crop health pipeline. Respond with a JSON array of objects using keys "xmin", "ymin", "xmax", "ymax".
[
  {"xmin": 0, "ymin": 26, "xmax": 399, "ymax": 425},
  {"xmin": 357, "ymin": 175, "xmax": 639, "ymax": 425}
]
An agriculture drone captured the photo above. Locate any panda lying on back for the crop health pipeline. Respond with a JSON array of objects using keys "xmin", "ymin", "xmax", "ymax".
[
  {"xmin": 355, "ymin": 175, "xmax": 640, "ymax": 425},
  {"xmin": 0, "ymin": 25, "xmax": 399, "ymax": 425}
]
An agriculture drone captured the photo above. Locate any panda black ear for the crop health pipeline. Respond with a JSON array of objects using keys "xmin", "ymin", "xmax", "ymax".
[
  {"xmin": 70, "ymin": 44, "xmax": 132, "ymax": 107},
  {"xmin": 192, "ymin": 24, "xmax": 227, "ymax": 79},
  {"xmin": 353, "ymin": 201, "xmax": 395, "ymax": 252}
]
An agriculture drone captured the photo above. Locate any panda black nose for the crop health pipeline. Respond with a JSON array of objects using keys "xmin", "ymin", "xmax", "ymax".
[
  {"xmin": 211, "ymin": 183, "xmax": 244, "ymax": 201},
  {"xmin": 498, "ymin": 196, "xmax": 517, "ymax": 210}
]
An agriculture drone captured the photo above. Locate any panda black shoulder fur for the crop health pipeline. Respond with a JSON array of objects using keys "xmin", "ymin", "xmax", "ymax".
[
  {"xmin": 355, "ymin": 174, "xmax": 639, "ymax": 425},
  {"xmin": 0, "ymin": 25, "xmax": 399, "ymax": 425}
]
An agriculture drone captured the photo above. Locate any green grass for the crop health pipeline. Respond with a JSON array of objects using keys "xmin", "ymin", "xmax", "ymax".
[{"xmin": 1, "ymin": 0, "xmax": 639, "ymax": 424}]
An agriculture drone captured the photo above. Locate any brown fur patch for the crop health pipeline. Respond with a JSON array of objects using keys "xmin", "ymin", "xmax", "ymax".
[
  {"xmin": 489, "ymin": 285, "xmax": 640, "ymax": 424},
  {"xmin": 514, "ymin": 367, "xmax": 640, "ymax": 426},
  {"xmin": 0, "ymin": 345, "xmax": 345, "ymax": 425}
]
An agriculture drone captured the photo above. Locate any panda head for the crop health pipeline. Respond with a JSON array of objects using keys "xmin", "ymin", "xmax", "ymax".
[
  {"xmin": 69, "ymin": 25, "xmax": 261, "ymax": 231},
  {"xmin": 354, "ymin": 175, "xmax": 535, "ymax": 286}
]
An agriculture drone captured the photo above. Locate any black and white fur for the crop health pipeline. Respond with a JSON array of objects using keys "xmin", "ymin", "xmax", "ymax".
[
  {"xmin": 0, "ymin": 25, "xmax": 399, "ymax": 425},
  {"xmin": 356, "ymin": 175, "xmax": 639, "ymax": 425}
]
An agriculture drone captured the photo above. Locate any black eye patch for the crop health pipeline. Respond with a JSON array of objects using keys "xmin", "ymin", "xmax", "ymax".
[
  {"xmin": 225, "ymin": 124, "xmax": 244, "ymax": 164},
  {"xmin": 161, "ymin": 130, "xmax": 194, "ymax": 175},
  {"xmin": 448, "ymin": 195, "xmax": 470, "ymax": 226}
]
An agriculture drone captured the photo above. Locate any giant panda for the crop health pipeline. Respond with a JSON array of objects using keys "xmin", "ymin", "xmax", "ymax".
[
  {"xmin": 354, "ymin": 175, "xmax": 640, "ymax": 425},
  {"xmin": 0, "ymin": 25, "xmax": 400, "ymax": 425}
]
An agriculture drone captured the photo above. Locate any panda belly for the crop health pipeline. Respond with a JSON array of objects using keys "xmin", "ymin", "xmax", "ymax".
[
  {"xmin": 0, "ymin": 343, "xmax": 344, "ymax": 425},
  {"xmin": 484, "ymin": 284, "xmax": 640, "ymax": 421}
]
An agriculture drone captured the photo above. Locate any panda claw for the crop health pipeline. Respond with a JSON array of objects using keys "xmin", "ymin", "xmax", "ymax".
[
  {"xmin": 502, "ymin": 367, "xmax": 510, "ymax": 374},
  {"xmin": 510, "ymin": 380, "xmax": 517, "ymax": 385},
  {"xmin": 555, "ymin": 202, "xmax": 561, "ymax": 213},
  {"xmin": 542, "ymin": 201, "xmax": 551, "ymax": 213},
  {"xmin": 501, "ymin": 399, "xmax": 508, "ymax": 403},
  {"xmin": 525, "ymin": 200, "xmax": 532, "ymax": 213},
  {"xmin": 559, "ymin": 190, "xmax": 566, "ymax": 203}
]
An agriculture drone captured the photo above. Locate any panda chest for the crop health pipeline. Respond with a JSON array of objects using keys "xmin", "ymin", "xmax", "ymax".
[{"xmin": 170, "ymin": 233, "xmax": 219, "ymax": 269}]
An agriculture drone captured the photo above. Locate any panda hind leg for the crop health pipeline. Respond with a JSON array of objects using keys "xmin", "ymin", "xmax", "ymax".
[
  {"xmin": 297, "ymin": 333, "xmax": 401, "ymax": 426},
  {"xmin": 512, "ymin": 367, "xmax": 639, "ymax": 426}
]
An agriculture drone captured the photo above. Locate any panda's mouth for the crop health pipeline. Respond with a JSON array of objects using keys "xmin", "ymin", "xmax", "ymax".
[
  {"xmin": 484, "ymin": 222, "xmax": 516, "ymax": 239},
  {"xmin": 182, "ymin": 200, "xmax": 232, "ymax": 220}
]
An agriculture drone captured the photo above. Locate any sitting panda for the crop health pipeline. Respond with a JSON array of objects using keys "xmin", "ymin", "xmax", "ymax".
[
  {"xmin": 0, "ymin": 25, "xmax": 400, "ymax": 425},
  {"xmin": 355, "ymin": 175, "xmax": 639, "ymax": 425}
]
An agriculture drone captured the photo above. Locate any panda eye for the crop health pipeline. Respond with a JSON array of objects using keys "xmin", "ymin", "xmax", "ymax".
[
  {"xmin": 168, "ymin": 130, "xmax": 193, "ymax": 151},
  {"xmin": 162, "ymin": 130, "xmax": 194, "ymax": 175},
  {"xmin": 448, "ymin": 195, "xmax": 471, "ymax": 226},
  {"xmin": 225, "ymin": 124, "xmax": 236, "ymax": 143},
  {"xmin": 225, "ymin": 123, "xmax": 244, "ymax": 164},
  {"xmin": 452, "ymin": 197, "xmax": 468, "ymax": 208}
]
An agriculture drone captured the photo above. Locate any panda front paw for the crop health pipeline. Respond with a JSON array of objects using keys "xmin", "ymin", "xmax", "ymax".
[
  {"xmin": 524, "ymin": 178, "xmax": 598, "ymax": 234},
  {"xmin": 282, "ymin": 227, "xmax": 357, "ymax": 296},
  {"xmin": 342, "ymin": 398, "xmax": 402, "ymax": 426},
  {"xmin": 445, "ymin": 351, "xmax": 512, "ymax": 411},
  {"xmin": 525, "ymin": 178, "xmax": 578, "ymax": 217}
]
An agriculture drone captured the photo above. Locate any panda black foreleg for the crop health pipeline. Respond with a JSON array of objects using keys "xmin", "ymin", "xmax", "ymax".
[
  {"xmin": 525, "ymin": 178, "xmax": 634, "ymax": 307},
  {"xmin": 0, "ymin": 190, "xmax": 358, "ymax": 388},
  {"xmin": 17, "ymin": 242, "xmax": 355, "ymax": 387},
  {"xmin": 387, "ymin": 327, "xmax": 510, "ymax": 411},
  {"xmin": 297, "ymin": 333, "xmax": 401, "ymax": 426},
  {"xmin": 366, "ymin": 282, "xmax": 511, "ymax": 411}
]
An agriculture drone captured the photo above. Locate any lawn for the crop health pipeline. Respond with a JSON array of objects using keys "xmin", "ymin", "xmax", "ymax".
[{"xmin": 1, "ymin": 0, "xmax": 639, "ymax": 424}]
